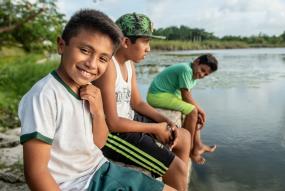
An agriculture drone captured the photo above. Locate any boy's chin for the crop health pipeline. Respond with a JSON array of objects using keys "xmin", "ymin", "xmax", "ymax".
[
  {"xmin": 81, "ymin": 77, "xmax": 101, "ymax": 85},
  {"xmin": 91, "ymin": 75, "xmax": 101, "ymax": 81}
]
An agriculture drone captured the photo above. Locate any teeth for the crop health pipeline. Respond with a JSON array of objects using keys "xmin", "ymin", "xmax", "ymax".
[{"xmin": 80, "ymin": 69, "xmax": 91, "ymax": 78}]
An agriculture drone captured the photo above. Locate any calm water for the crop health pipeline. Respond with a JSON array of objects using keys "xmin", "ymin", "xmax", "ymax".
[{"xmin": 137, "ymin": 48, "xmax": 285, "ymax": 191}]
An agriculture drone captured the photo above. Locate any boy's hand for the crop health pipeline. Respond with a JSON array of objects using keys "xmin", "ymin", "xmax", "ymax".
[
  {"xmin": 154, "ymin": 122, "xmax": 173, "ymax": 145},
  {"xmin": 80, "ymin": 84, "xmax": 104, "ymax": 117},
  {"xmin": 168, "ymin": 125, "xmax": 178, "ymax": 149},
  {"xmin": 197, "ymin": 108, "xmax": 206, "ymax": 129}
]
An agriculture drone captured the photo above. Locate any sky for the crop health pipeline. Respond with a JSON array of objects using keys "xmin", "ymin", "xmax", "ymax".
[{"xmin": 56, "ymin": 0, "xmax": 285, "ymax": 37}]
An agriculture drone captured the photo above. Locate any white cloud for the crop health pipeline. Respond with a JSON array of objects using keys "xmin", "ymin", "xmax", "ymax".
[{"xmin": 57, "ymin": 0, "xmax": 285, "ymax": 37}]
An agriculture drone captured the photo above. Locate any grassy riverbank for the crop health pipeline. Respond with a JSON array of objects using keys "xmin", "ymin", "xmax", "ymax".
[
  {"xmin": 0, "ymin": 50, "xmax": 58, "ymax": 131},
  {"xmin": 150, "ymin": 40, "xmax": 285, "ymax": 50}
]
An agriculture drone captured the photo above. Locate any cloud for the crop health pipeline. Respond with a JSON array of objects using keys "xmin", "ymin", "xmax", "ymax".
[{"xmin": 57, "ymin": 0, "xmax": 285, "ymax": 37}]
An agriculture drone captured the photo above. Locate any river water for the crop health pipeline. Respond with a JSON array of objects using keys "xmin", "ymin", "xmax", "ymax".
[{"xmin": 137, "ymin": 48, "xmax": 285, "ymax": 191}]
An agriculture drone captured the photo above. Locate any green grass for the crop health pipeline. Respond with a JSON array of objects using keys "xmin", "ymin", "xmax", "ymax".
[
  {"xmin": 150, "ymin": 39, "xmax": 285, "ymax": 50},
  {"xmin": 0, "ymin": 53, "xmax": 59, "ymax": 130}
]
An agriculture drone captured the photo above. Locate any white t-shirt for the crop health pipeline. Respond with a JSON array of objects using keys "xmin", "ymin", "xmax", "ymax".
[
  {"xmin": 113, "ymin": 57, "xmax": 135, "ymax": 119},
  {"xmin": 18, "ymin": 71, "xmax": 107, "ymax": 190}
]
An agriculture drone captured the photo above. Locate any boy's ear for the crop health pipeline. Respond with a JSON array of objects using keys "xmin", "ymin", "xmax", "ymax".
[
  {"xmin": 121, "ymin": 37, "xmax": 130, "ymax": 48},
  {"xmin": 57, "ymin": 37, "xmax": 65, "ymax": 54}
]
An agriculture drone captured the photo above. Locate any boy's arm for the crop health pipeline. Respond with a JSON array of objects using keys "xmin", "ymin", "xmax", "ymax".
[
  {"xmin": 23, "ymin": 139, "xmax": 60, "ymax": 191},
  {"xmin": 80, "ymin": 84, "xmax": 109, "ymax": 148},
  {"xmin": 130, "ymin": 64, "xmax": 174, "ymax": 125},
  {"xmin": 181, "ymin": 88, "xmax": 206, "ymax": 127},
  {"xmin": 93, "ymin": 61, "xmax": 172, "ymax": 144}
]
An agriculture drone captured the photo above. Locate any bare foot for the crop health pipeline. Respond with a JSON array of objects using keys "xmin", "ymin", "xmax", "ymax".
[
  {"xmin": 190, "ymin": 153, "xmax": 206, "ymax": 164},
  {"xmin": 195, "ymin": 144, "xmax": 217, "ymax": 155}
]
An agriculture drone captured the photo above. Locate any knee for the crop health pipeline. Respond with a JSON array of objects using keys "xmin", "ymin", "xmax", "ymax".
[
  {"xmin": 187, "ymin": 107, "xmax": 198, "ymax": 118},
  {"xmin": 172, "ymin": 128, "xmax": 191, "ymax": 157},
  {"xmin": 177, "ymin": 128, "xmax": 191, "ymax": 147}
]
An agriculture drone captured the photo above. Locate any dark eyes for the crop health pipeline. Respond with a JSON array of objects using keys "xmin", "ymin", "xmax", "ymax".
[
  {"xmin": 80, "ymin": 48, "xmax": 91, "ymax": 55},
  {"xmin": 80, "ymin": 47, "xmax": 110, "ymax": 63},
  {"xmin": 99, "ymin": 57, "xmax": 109, "ymax": 63},
  {"xmin": 201, "ymin": 68, "xmax": 209, "ymax": 76}
]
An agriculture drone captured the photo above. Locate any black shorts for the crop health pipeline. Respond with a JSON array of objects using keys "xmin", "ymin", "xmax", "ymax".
[{"xmin": 102, "ymin": 113, "xmax": 175, "ymax": 177}]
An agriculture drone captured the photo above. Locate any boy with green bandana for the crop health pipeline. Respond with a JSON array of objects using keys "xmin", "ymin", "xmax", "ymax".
[
  {"xmin": 18, "ymin": 9, "xmax": 175, "ymax": 191},
  {"xmin": 94, "ymin": 13, "xmax": 190, "ymax": 191},
  {"xmin": 147, "ymin": 54, "xmax": 218, "ymax": 164}
]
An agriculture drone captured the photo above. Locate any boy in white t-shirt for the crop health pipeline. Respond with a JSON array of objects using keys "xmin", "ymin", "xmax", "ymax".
[{"xmin": 18, "ymin": 9, "xmax": 175, "ymax": 191}]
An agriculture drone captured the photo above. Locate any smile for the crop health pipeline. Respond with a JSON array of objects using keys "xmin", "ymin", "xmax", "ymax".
[{"xmin": 77, "ymin": 67, "xmax": 94, "ymax": 78}]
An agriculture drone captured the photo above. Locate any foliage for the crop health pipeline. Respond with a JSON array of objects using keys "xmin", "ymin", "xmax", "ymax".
[
  {"xmin": 153, "ymin": 25, "xmax": 285, "ymax": 49},
  {"xmin": 153, "ymin": 25, "xmax": 216, "ymax": 41},
  {"xmin": 221, "ymin": 33, "xmax": 284, "ymax": 45},
  {"xmin": 0, "ymin": 54, "xmax": 59, "ymax": 129},
  {"xmin": 0, "ymin": 0, "xmax": 65, "ymax": 52},
  {"xmin": 150, "ymin": 39, "xmax": 249, "ymax": 51}
]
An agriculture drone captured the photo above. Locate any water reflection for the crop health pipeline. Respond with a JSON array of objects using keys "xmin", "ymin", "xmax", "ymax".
[
  {"xmin": 190, "ymin": 83, "xmax": 285, "ymax": 191},
  {"xmin": 137, "ymin": 48, "xmax": 285, "ymax": 191}
]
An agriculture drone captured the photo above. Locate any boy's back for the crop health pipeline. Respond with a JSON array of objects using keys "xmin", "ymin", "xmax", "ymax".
[{"xmin": 149, "ymin": 63, "xmax": 197, "ymax": 96}]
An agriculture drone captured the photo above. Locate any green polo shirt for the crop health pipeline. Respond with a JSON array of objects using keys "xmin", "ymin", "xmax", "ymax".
[{"xmin": 148, "ymin": 62, "xmax": 197, "ymax": 96}]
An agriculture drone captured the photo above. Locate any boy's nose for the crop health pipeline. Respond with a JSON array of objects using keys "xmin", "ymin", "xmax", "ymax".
[
  {"xmin": 86, "ymin": 57, "xmax": 99, "ymax": 73},
  {"xmin": 146, "ymin": 44, "xmax": 150, "ymax": 52},
  {"xmin": 197, "ymin": 73, "xmax": 203, "ymax": 79}
]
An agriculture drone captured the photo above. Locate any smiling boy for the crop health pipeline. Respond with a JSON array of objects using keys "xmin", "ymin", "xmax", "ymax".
[{"xmin": 147, "ymin": 54, "xmax": 218, "ymax": 164}]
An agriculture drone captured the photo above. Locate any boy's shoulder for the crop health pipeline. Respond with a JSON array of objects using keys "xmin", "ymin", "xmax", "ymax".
[
  {"xmin": 33, "ymin": 73, "xmax": 56, "ymax": 91},
  {"xmin": 21, "ymin": 72, "xmax": 60, "ymax": 104},
  {"xmin": 166, "ymin": 62, "xmax": 192, "ymax": 73}
]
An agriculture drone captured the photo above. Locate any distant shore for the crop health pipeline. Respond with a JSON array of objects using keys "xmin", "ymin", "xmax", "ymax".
[{"xmin": 150, "ymin": 40, "xmax": 285, "ymax": 51}]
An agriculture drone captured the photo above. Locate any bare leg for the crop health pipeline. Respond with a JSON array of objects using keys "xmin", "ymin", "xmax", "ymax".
[
  {"xmin": 183, "ymin": 108, "xmax": 198, "ymax": 151},
  {"xmin": 183, "ymin": 108, "xmax": 216, "ymax": 164},
  {"xmin": 193, "ymin": 126, "xmax": 216, "ymax": 155},
  {"xmin": 171, "ymin": 128, "xmax": 191, "ymax": 189},
  {"xmin": 172, "ymin": 128, "xmax": 191, "ymax": 167},
  {"xmin": 191, "ymin": 129, "xmax": 216, "ymax": 164},
  {"xmin": 163, "ymin": 185, "xmax": 177, "ymax": 191},
  {"xmin": 162, "ymin": 156, "xmax": 188, "ymax": 191}
]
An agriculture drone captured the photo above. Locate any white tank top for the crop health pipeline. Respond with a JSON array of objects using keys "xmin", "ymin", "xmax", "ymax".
[{"xmin": 113, "ymin": 57, "xmax": 135, "ymax": 119}]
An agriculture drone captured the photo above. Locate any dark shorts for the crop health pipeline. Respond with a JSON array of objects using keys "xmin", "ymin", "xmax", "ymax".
[
  {"xmin": 88, "ymin": 162, "xmax": 163, "ymax": 191},
  {"xmin": 102, "ymin": 113, "xmax": 175, "ymax": 177}
]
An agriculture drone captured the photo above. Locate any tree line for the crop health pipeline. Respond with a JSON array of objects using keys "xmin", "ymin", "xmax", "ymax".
[{"xmin": 153, "ymin": 25, "xmax": 285, "ymax": 45}]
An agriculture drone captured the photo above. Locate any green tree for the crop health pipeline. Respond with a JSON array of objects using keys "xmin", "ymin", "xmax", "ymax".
[
  {"xmin": 153, "ymin": 25, "xmax": 216, "ymax": 41},
  {"xmin": 280, "ymin": 31, "xmax": 285, "ymax": 42},
  {"xmin": 0, "ymin": 0, "xmax": 65, "ymax": 52}
]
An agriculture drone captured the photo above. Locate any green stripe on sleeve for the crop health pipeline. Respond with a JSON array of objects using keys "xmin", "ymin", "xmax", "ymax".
[{"xmin": 20, "ymin": 132, "xmax": 53, "ymax": 145}]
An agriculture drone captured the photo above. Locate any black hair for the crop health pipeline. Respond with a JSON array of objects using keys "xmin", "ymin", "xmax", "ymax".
[
  {"xmin": 197, "ymin": 54, "xmax": 218, "ymax": 72},
  {"xmin": 61, "ymin": 9, "xmax": 123, "ymax": 52},
  {"xmin": 126, "ymin": 36, "xmax": 140, "ymax": 44}
]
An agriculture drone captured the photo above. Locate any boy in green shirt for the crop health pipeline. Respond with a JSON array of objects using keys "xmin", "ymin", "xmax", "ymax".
[{"xmin": 147, "ymin": 54, "xmax": 218, "ymax": 164}]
